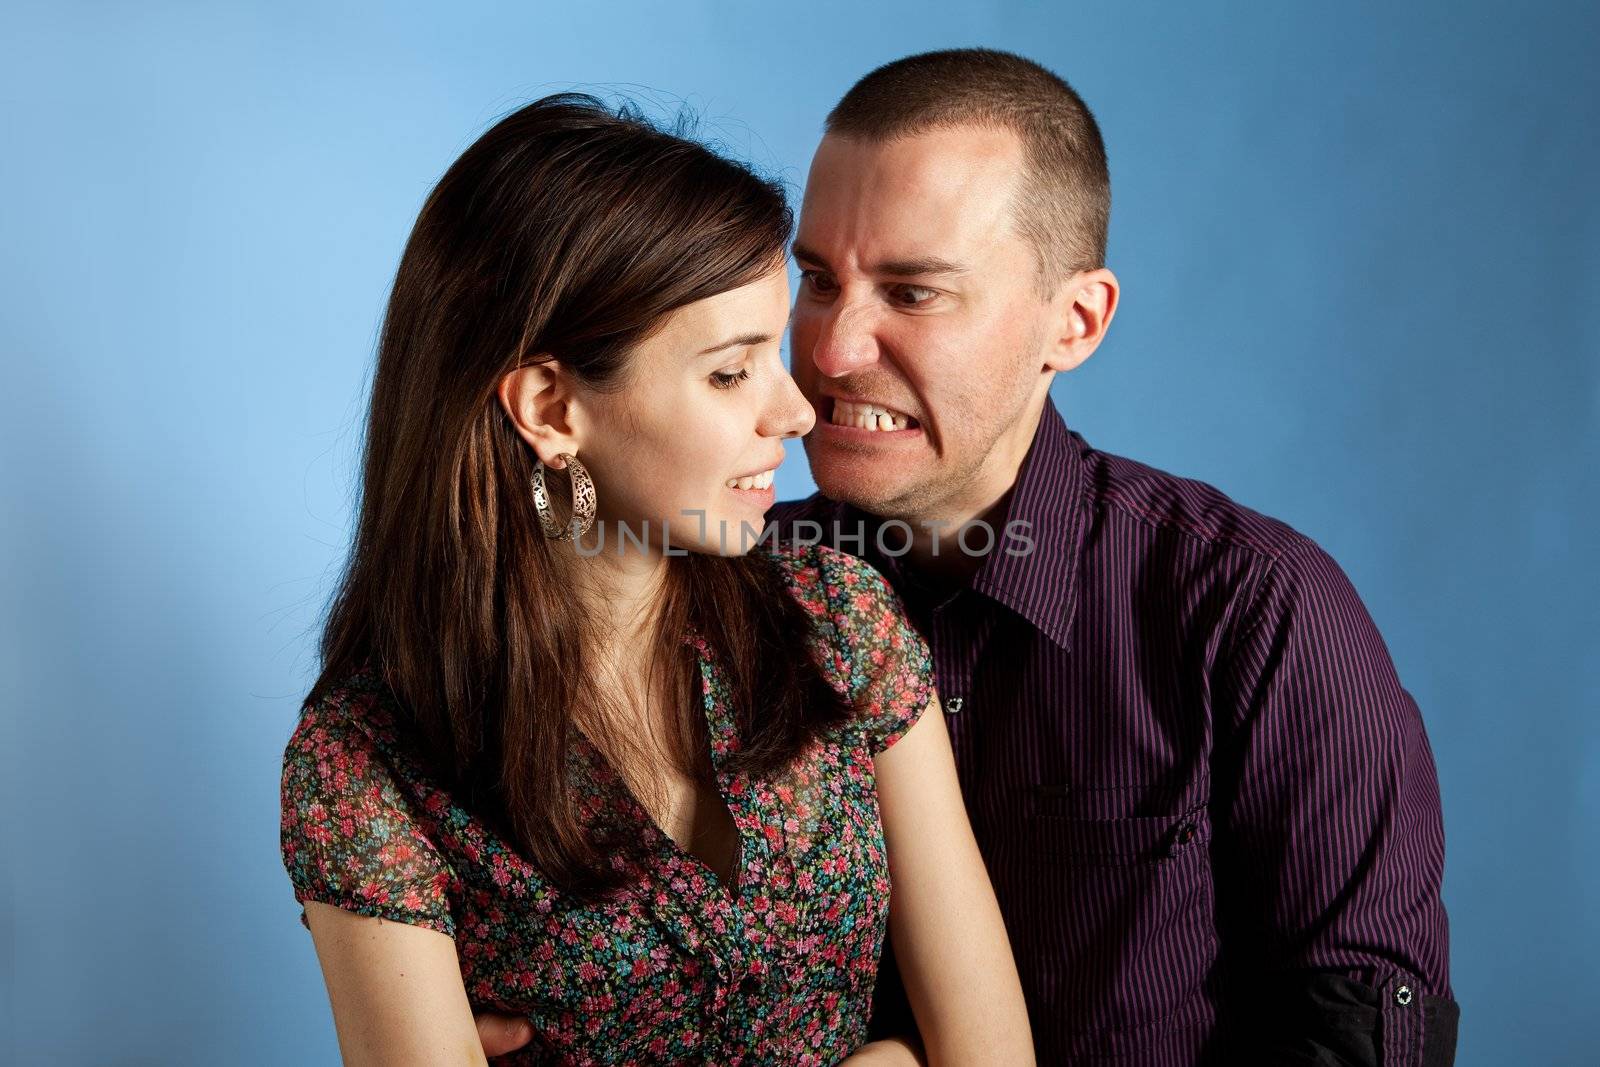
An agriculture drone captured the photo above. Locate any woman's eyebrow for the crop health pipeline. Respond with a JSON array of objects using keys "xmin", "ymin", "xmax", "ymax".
[
  {"xmin": 698, "ymin": 332, "xmax": 775, "ymax": 356},
  {"xmin": 697, "ymin": 310, "xmax": 794, "ymax": 356}
]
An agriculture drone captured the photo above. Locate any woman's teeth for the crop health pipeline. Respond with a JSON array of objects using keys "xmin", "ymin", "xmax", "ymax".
[
  {"xmin": 727, "ymin": 469, "xmax": 775, "ymax": 491},
  {"xmin": 831, "ymin": 399, "xmax": 914, "ymax": 432}
]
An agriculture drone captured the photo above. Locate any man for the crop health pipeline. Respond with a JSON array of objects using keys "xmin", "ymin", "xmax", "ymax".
[
  {"xmin": 777, "ymin": 47, "xmax": 1456, "ymax": 1066},
  {"xmin": 482, "ymin": 48, "xmax": 1457, "ymax": 1065}
]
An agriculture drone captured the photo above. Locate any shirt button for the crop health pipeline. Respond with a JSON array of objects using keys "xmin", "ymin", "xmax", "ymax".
[
  {"xmin": 1395, "ymin": 985, "xmax": 1413, "ymax": 1007},
  {"xmin": 944, "ymin": 696, "xmax": 964, "ymax": 714}
]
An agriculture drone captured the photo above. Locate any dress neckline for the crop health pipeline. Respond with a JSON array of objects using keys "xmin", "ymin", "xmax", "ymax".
[{"xmin": 569, "ymin": 632, "xmax": 753, "ymax": 908}]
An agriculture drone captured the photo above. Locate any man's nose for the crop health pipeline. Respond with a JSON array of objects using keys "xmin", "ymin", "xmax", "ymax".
[{"xmin": 807, "ymin": 302, "xmax": 879, "ymax": 379}]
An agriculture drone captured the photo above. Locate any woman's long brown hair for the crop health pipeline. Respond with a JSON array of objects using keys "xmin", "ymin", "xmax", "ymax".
[{"xmin": 310, "ymin": 94, "xmax": 852, "ymax": 896}]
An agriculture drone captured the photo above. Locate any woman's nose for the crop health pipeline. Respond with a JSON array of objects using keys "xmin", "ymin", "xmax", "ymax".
[{"xmin": 765, "ymin": 368, "xmax": 816, "ymax": 439}]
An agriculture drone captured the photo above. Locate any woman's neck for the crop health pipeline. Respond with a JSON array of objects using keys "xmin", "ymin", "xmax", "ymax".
[
  {"xmin": 564, "ymin": 540, "xmax": 704, "ymax": 799},
  {"xmin": 567, "ymin": 535, "xmax": 672, "ymax": 696}
]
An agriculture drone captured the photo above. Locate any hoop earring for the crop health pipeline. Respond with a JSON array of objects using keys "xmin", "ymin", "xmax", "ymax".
[{"xmin": 532, "ymin": 453, "xmax": 596, "ymax": 542}]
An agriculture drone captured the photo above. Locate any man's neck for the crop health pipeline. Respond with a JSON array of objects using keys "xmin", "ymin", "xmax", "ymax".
[
  {"xmin": 892, "ymin": 396, "xmax": 1048, "ymax": 582},
  {"xmin": 897, "ymin": 485, "xmax": 1018, "ymax": 584}
]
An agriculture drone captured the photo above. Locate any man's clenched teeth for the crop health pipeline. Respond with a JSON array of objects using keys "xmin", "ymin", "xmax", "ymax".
[{"xmin": 831, "ymin": 399, "xmax": 916, "ymax": 431}]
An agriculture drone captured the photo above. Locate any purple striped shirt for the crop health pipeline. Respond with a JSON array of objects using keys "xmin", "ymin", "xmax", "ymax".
[{"xmin": 768, "ymin": 401, "xmax": 1457, "ymax": 1066}]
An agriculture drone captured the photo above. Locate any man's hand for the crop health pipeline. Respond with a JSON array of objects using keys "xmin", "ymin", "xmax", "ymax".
[
  {"xmin": 474, "ymin": 1011, "xmax": 535, "ymax": 1059},
  {"xmin": 473, "ymin": 1013, "xmax": 915, "ymax": 1064},
  {"xmin": 839, "ymin": 1038, "xmax": 927, "ymax": 1065}
]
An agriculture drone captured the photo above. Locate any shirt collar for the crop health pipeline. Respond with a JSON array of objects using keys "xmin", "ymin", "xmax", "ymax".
[
  {"xmin": 966, "ymin": 400, "xmax": 1087, "ymax": 649},
  {"xmin": 845, "ymin": 400, "xmax": 1088, "ymax": 650}
]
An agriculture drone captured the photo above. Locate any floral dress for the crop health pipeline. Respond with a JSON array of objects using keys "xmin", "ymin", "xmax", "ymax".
[{"xmin": 280, "ymin": 542, "xmax": 935, "ymax": 1066}]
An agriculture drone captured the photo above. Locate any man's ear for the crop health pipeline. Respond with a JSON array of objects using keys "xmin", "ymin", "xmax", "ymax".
[
  {"xmin": 1043, "ymin": 267, "xmax": 1119, "ymax": 373},
  {"xmin": 496, "ymin": 359, "xmax": 585, "ymax": 467}
]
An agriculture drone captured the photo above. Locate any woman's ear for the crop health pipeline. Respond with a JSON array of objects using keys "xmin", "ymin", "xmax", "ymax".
[
  {"xmin": 1043, "ymin": 267, "xmax": 1119, "ymax": 373},
  {"xmin": 496, "ymin": 359, "xmax": 585, "ymax": 467}
]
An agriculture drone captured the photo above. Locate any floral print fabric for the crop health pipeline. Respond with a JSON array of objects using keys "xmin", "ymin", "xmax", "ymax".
[{"xmin": 280, "ymin": 543, "xmax": 934, "ymax": 1065}]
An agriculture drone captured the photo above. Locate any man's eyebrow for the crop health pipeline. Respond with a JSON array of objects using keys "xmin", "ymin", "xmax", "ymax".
[
  {"xmin": 875, "ymin": 256, "xmax": 968, "ymax": 279},
  {"xmin": 791, "ymin": 243, "xmax": 830, "ymax": 268},
  {"xmin": 790, "ymin": 244, "xmax": 966, "ymax": 278},
  {"xmin": 697, "ymin": 332, "xmax": 776, "ymax": 356}
]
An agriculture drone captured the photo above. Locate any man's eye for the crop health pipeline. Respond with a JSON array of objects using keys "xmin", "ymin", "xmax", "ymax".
[
  {"xmin": 710, "ymin": 368, "xmax": 751, "ymax": 389},
  {"xmin": 800, "ymin": 270, "xmax": 838, "ymax": 295},
  {"xmin": 892, "ymin": 285, "xmax": 938, "ymax": 307}
]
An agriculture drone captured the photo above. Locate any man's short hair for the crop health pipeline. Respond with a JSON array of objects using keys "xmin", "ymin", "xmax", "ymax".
[{"xmin": 826, "ymin": 48, "xmax": 1110, "ymax": 287}]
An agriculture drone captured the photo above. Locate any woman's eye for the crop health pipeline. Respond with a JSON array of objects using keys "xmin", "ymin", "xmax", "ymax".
[
  {"xmin": 800, "ymin": 270, "xmax": 837, "ymax": 295},
  {"xmin": 710, "ymin": 368, "xmax": 751, "ymax": 389}
]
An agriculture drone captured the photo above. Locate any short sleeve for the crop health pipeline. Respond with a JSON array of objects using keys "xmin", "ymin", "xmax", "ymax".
[
  {"xmin": 279, "ymin": 693, "xmax": 457, "ymax": 937},
  {"xmin": 818, "ymin": 547, "xmax": 937, "ymax": 756}
]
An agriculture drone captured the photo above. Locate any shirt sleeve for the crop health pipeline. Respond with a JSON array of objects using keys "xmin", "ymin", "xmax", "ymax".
[
  {"xmin": 279, "ymin": 695, "xmax": 457, "ymax": 937},
  {"xmin": 1213, "ymin": 539, "xmax": 1457, "ymax": 1066},
  {"xmin": 819, "ymin": 547, "xmax": 937, "ymax": 756}
]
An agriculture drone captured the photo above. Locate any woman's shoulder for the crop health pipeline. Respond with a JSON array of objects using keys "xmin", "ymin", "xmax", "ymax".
[
  {"xmin": 285, "ymin": 663, "xmax": 407, "ymax": 762},
  {"xmin": 280, "ymin": 662, "xmax": 446, "ymax": 823},
  {"xmin": 756, "ymin": 542, "xmax": 933, "ymax": 753},
  {"xmin": 280, "ymin": 663, "xmax": 460, "ymax": 936},
  {"xmin": 756, "ymin": 539, "xmax": 902, "ymax": 623}
]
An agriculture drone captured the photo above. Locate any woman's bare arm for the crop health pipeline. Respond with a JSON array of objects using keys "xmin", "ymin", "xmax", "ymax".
[
  {"xmin": 304, "ymin": 901, "xmax": 491, "ymax": 1067},
  {"xmin": 870, "ymin": 690, "xmax": 1035, "ymax": 1065}
]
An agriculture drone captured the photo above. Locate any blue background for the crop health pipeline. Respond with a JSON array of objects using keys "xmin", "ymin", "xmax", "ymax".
[{"xmin": 5, "ymin": 2, "xmax": 1596, "ymax": 1063}]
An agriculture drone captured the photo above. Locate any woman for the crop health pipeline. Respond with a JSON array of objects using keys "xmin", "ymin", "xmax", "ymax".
[{"xmin": 279, "ymin": 93, "xmax": 1032, "ymax": 1066}]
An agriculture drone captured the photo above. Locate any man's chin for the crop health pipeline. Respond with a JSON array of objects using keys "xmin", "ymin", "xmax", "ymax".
[
  {"xmin": 809, "ymin": 462, "xmax": 922, "ymax": 516},
  {"xmin": 809, "ymin": 431, "xmax": 949, "ymax": 505}
]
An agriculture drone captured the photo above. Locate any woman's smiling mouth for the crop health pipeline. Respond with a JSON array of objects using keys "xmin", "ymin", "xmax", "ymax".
[{"xmin": 725, "ymin": 468, "xmax": 776, "ymax": 491}]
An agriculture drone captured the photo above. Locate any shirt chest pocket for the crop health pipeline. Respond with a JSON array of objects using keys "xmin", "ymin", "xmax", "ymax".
[
  {"xmin": 1014, "ymin": 807, "xmax": 1219, "ymax": 1050},
  {"xmin": 1034, "ymin": 805, "xmax": 1209, "ymax": 864}
]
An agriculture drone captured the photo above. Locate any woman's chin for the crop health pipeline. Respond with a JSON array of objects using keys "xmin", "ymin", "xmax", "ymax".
[
  {"xmin": 686, "ymin": 497, "xmax": 778, "ymax": 555},
  {"xmin": 574, "ymin": 503, "xmax": 777, "ymax": 558}
]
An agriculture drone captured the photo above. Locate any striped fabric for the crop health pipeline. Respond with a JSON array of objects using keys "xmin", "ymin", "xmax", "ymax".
[{"xmin": 767, "ymin": 402, "xmax": 1456, "ymax": 1065}]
